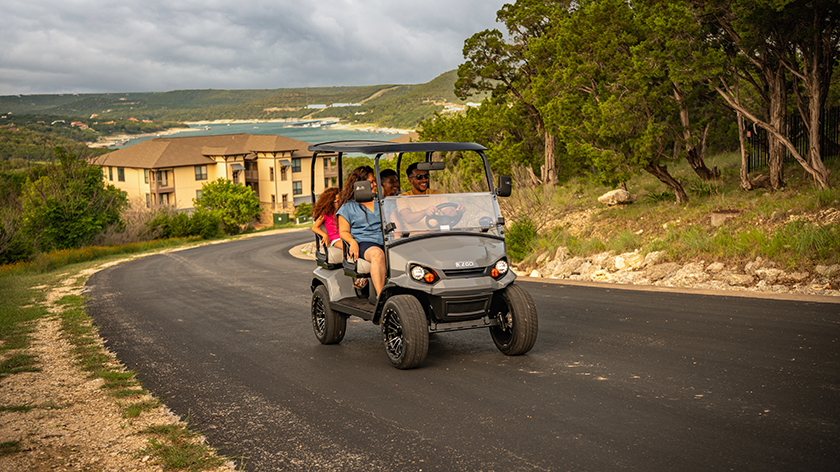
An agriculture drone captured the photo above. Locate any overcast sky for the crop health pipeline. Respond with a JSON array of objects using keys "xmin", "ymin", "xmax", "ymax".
[{"xmin": 0, "ymin": 0, "xmax": 503, "ymax": 96}]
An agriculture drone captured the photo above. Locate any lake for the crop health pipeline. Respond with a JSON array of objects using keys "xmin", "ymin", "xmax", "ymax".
[{"xmin": 111, "ymin": 121, "xmax": 407, "ymax": 149}]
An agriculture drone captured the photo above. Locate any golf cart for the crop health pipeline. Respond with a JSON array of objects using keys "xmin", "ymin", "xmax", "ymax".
[{"xmin": 308, "ymin": 140, "xmax": 537, "ymax": 369}]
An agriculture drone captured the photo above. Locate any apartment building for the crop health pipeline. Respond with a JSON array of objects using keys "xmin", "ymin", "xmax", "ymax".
[{"xmin": 95, "ymin": 133, "xmax": 338, "ymax": 224}]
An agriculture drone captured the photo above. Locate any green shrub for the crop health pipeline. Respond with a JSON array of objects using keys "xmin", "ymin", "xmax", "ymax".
[{"xmin": 505, "ymin": 217, "xmax": 538, "ymax": 261}]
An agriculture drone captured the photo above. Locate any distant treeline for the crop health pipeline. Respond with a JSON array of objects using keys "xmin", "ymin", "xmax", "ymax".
[{"xmin": 1, "ymin": 70, "xmax": 482, "ymax": 130}]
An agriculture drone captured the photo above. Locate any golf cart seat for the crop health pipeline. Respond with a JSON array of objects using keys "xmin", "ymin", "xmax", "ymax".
[
  {"xmin": 314, "ymin": 224, "xmax": 342, "ymax": 270},
  {"xmin": 342, "ymin": 244, "xmax": 371, "ymax": 278}
]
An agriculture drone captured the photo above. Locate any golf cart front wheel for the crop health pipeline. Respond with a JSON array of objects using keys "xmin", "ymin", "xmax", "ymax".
[
  {"xmin": 489, "ymin": 283, "xmax": 538, "ymax": 355},
  {"xmin": 311, "ymin": 284, "xmax": 346, "ymax": 344},
  {"xmin": 381, "ymin": 295, "xmax": 429, "ymax": 369}
]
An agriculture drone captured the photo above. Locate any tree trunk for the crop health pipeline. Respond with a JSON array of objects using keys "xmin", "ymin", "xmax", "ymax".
[
  {"xmin": 767, "ymin": 65, "xmax": 787, "ymax": 190},
  {"xmin": 677, "ymin": 93, "xmax": 719, "ymax": 180},
  {"xmin": 737, "ymin": 110, "xmax": 753, "ymax": 191},
  {"xmin": 541, "ymin": 131, "xmax": 558, "ymax": 186},
  {"xmin": 644, "ymin": 162, "xmax": 689, "ymax": 204}
]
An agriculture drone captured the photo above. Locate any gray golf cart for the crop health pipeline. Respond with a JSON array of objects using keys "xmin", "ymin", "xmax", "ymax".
[{"xmin": 308, "ymin": 140, "xmax": 537, "ymax": 369}]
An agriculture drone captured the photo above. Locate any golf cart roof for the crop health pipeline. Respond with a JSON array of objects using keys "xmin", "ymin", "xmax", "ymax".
[{"xmin": 308, "ymin": 140, "xmax": 487, "ymax": 155}]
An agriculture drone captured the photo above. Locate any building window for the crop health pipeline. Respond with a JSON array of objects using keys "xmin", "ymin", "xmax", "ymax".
[
  {"xmin": 292, "ymin": 181, "xmax": 302, "ymax": 195},
  {"xmin": 196, "ymin": 190, "xmax": 202, "ymax": 200},
  {"xmin": 269, "ymin": 167, "xmax": 274, "ymax": 181},
  {"xmin": 108, "ymin": 166, "xmax": 113, "ymax": 181},
  {"xmin": 282, "ymin": 194, "xmax": 288, "ymax": 206},
  {"xmin": 325, "ymin": 177, "xmax": 331, "ymax": 189},
  {"xmin": 195, "ymin": 165, "xmax": 207, "ymax": 180},
  {"xmin": 159, "ymin": 193, "xmax": 169, "ymax": 206},
  {"xmin": 144, "ymin": 169, "xmax": 149, "ymax": 184},
  {"xmin": 271, "ymin": 194, "xmax": 276, "ymax": 209},
  {"xmin": 117, "ymin": 167, "xmax": 125, "ymax": 182},
  {"xmin": 292, "ymin": 158, "xmax": 301, "ymax": 173},
  {"xmin": 281, "ymin": 167, "xmax": 288, "ymax": 181},
  {"xmin": 145, "ymin": 193, "xmax": 150, "ymax": 208}
]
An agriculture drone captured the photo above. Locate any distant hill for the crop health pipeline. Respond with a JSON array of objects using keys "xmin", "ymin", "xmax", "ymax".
[{"xmin": 0, "ymin": 70, "xmax": 485, "ymax": 130}]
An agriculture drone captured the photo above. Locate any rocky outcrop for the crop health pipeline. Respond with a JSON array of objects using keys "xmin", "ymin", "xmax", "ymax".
[{"xmin": 516, "ymin": 248, "xmax": 839, "ymax": 297}]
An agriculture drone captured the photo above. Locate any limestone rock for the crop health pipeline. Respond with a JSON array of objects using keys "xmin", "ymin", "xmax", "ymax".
[
  {"xmin": 755, "ymin": 268, "xmax": 784, "ymax": 284},
  {"xmin": 529, "ymin": 269, "xmax": 542, "ymax": 278},
  {"xmin": 590, "ymin": 251, "xmax": 616, "ymax": 271},
  {"xmin": 666, "ymin": 262, "xmax": 709, "ymax": 286},
  {"xmin": 615, "ymin": 252, "xmax": 645, "ymax": 270},
  {"xmin": 642, "ymin": 251, "xmax": 666, "ymax": 267},
  {"xmin": 598, "ymin": 189, "xmax": 634, "ymax": 206},
  {"xmin": 553, "ymin": 246, "xmax": 570, "ymax": 262},
  {"xmin": 816, "ymin": 264, "xmax": 840, "ymax": 277},
  {"xmin": 726, "ymin": 273, "xmax": 755, "ymax": 286},
  {"xmin": 706, "ymin": 262, "xmax": 725, "ymax": 273},
  {"xmin": 550, "ymin": 256, "xmax": 585, "ymax": 278},
  {"xmin": 645, "ymin": 262, "xmax": 681, "ymax": 281}
]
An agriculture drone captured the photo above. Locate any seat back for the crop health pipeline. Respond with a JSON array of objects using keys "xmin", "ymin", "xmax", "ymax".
[{"xmin": 314, "ymin": 224, "xmax": 342, "ymax": 270}]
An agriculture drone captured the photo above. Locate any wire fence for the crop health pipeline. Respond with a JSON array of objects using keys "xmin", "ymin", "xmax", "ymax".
[{"xmin": 747, "ymin": 106, "xmax": 840, "ymax": 173}]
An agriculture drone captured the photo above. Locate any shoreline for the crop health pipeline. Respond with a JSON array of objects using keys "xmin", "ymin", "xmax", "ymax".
[{"xmin": 87, "ymin": 119, "xmax": 414, "ymax": 148}]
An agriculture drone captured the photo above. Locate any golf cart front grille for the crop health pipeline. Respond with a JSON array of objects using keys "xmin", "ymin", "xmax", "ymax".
[
  {"xmin": 443, "ymin": 267, "xmax": 487, "ymax": 278},
  {"xmin": 444, "ymin": 297, "xmax": 491, "ymax": 317}
]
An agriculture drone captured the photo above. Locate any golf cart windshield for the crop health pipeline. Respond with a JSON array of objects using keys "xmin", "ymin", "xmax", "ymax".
[{"xmin": 381, "ymin": 192, "xmax": 503, "ymax": 242}]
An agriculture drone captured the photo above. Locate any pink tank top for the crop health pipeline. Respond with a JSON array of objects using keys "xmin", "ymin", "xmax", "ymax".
[{"xmin": 324, "ymin": 213, "xmax": 340, "ymax": 243}]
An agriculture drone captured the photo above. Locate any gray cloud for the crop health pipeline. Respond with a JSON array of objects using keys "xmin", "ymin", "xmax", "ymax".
[{"xmin": 0, "ymin": 0, "xmax": 502, "ymax": 95}]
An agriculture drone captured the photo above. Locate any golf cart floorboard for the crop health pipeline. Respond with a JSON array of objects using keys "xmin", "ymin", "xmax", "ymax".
[{"xmin": 332, "ymin": 296, "xmax": 375, "ymax": 320}]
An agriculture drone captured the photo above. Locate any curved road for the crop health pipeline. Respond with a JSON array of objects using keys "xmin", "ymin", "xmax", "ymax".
[{"xmin": 85, "ymin": 230, "xmax": 840, "ymax": 471}]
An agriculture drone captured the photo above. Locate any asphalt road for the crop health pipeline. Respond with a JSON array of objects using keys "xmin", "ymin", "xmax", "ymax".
[{"xmin": 85, "ymin": 230, "xmax": 840, "ymax": 471}]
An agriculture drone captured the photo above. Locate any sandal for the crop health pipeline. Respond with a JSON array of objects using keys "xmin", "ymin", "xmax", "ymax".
[{"xmin": 353, "ymin": 278, "xmax": 368, "ymax": 289}]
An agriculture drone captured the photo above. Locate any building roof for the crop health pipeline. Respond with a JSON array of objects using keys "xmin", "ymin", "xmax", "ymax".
[{"xmin": 96, "ymin": 133, "xmax": 314, "ymax": 169}]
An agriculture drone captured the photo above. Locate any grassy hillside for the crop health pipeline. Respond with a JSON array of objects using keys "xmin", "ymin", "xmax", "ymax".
[{"xmin": 0, "ymin": 71, "xmax": 479, "ymax": 129}]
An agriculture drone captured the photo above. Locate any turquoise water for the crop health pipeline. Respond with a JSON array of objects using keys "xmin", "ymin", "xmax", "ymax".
[{"xmin": 112, "ymin": 122, "xmax": 406, "ymax": 149}]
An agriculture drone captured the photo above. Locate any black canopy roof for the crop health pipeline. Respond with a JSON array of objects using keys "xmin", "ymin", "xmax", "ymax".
[{"xmin": 307, "ymin": 140, "xmax": 487, "ymax": 154}]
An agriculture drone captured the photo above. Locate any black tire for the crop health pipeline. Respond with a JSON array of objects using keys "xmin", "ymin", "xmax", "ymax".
[
  {"xmin": 489, "ymin": 283, "xmax": 538, "ymax": 355},
  {"xmin": 381, "ymin": 295, "xmax": 429, "ymax": 369},
  {"xmin": 311, "ymin": 284, "xmax": 346, "ymax": 344}
]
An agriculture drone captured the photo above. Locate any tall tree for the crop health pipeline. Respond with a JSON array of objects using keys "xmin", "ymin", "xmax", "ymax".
[
  {"xmin": 455, "ymin": 0, "xmax": 570, "ymax": 186},
  {"xmin": 535, "ymin": 0, "xmax": 693, "ymax": 202},
  {"xmin": 695, "ymin": 0, "xmax": 833, "ymax": 189},
  {"xmin": 781, "ymin": 0, "xmax": 839, "ymax": 186}
]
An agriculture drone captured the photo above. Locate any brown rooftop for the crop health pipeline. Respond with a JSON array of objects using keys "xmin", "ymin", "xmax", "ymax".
[{"xmin": 96, "ymin": 133, "xmax": 314, "ymax": 169}]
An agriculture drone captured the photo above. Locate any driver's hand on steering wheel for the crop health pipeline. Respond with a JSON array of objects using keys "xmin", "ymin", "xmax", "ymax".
[
  {"xmin": 441, "ymin": 204, "xmax": 465, "ymax": 216},
  {"xmin": 423, "ymin": 206, "xmax": 439, "ymax": 216}
]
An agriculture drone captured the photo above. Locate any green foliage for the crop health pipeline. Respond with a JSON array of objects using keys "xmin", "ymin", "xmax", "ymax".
[
  {"xmin": 147, "ymin": 208, "xmax": 222, "ymax": 240},
  {"xmin": 193, "ymin": 178, "xmax": 261, "ymax": 234},
  {"xmin": 19, "ymin": 148, "xmax": 127, "ymax": 252},
  {"xmin": 294, "ymin": 202, "xmax": 312, "ymax": 219},
  {"xmin": 505, "ymin": 217, "xmax": 538, "ymax": 262}
]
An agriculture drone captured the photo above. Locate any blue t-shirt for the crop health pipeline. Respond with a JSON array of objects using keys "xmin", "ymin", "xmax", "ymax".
[{"xmin": 336, "ymin": 200, "xmax": 383, "ymax": 245}]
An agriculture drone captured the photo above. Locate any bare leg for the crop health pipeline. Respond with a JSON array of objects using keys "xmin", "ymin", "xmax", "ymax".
[{"xmin": 363, "ymin": 246, "xmax": 386, "ymax": 296}]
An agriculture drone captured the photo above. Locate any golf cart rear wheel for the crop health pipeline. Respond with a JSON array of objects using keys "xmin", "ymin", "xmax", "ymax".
[
  {"xmin": 490, "ymin": 283, "xmax": 538, "ymax": 355},
  {"xmin": 381, "ymin": 295, "xmax": 429, "ymax": 369},
  {"xmin": 311, "ymin": 285, "xmax": 346, "ymax": 344}
]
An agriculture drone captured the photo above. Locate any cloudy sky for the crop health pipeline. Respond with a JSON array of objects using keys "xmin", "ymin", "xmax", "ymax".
[{"xmin": 0, "ymin": 0, "xmax": 503, "ymax": 96}]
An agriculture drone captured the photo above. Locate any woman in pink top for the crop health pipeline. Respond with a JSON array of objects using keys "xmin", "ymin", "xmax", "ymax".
[{"xmin": 311, "ymin": 187, "xmax": 343, "ymax": 249}]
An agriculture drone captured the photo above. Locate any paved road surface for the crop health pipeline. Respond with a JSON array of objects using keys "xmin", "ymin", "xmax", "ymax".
[{"xmin": 85, "ymin": 230, "xmax": 840, "ymax": 471}]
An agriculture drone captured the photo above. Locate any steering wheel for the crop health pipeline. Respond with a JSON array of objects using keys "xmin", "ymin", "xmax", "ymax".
[{"xmin": 425, "ymin": 202, "xmax": 464, "ymax": 229}]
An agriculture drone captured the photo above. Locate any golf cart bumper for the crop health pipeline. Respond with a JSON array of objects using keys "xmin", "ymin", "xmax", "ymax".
[{"xmin": 400, "ymin": 270, "xmax": 516, "ymax": 323}]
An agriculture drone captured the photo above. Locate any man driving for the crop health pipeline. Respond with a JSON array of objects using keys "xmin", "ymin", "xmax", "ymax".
[{"xmin": 398, "ymin": 162, "xmax": 464, "ymax": 226}]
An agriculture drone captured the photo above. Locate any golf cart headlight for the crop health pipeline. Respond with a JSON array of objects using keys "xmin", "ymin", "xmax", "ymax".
[
  {"xmin": 492, "ymin": 259, "xmax": 509, "ymax": 278},
  {"xmin": 410, "ymin": 265, "xmax": 439, "ymax": 284}
]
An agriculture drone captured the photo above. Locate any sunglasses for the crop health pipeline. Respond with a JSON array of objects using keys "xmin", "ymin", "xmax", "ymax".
[{"xmin": 411, "ymin": 173, "xmax": 429, "ymax": 180}]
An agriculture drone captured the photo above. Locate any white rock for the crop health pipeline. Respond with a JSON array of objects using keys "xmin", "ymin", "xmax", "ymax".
[{"xmin": 598, "ymin": 189, "xmax": 634, "ymax": 206}]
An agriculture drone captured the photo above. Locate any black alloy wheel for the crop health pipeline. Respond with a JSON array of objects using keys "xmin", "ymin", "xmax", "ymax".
[
  {"xmin": 311, "ymin": 284, "xmax": 346, "ymax": 344},
  {"xmin": 489, "ymin": 283, "xmax": 538, "ymax": 355},
  {"xmin": 381, "ymin": 295, "xmax": 429, "ymax": 369}
]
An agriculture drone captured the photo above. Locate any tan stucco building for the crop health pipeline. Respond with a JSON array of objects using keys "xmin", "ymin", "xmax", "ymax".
[{"xmin": 95, "ymin": 133, "xmax": 338, "ymax": 224}]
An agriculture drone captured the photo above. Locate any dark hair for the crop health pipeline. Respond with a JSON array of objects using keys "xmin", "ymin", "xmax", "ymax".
[
  {"xmin": 312, "ymin": 187, "xmax": 339, "ymax": 220},
  {"xmin": 380, "ymin": 168, "xmax": 397, "ymax": 180},
  {"xmin": 337, "ymin": 165, "xmax": 374, "ymax": 208},
  {"xmin": 405, "ymin": 162, "xmax": 420, "ymax": 178}
]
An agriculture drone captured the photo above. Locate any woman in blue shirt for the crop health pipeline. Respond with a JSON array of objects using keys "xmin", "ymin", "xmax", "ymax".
[{"xmin": 336, "ymin": 166, "xmax": 386, "ymax": 296}]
